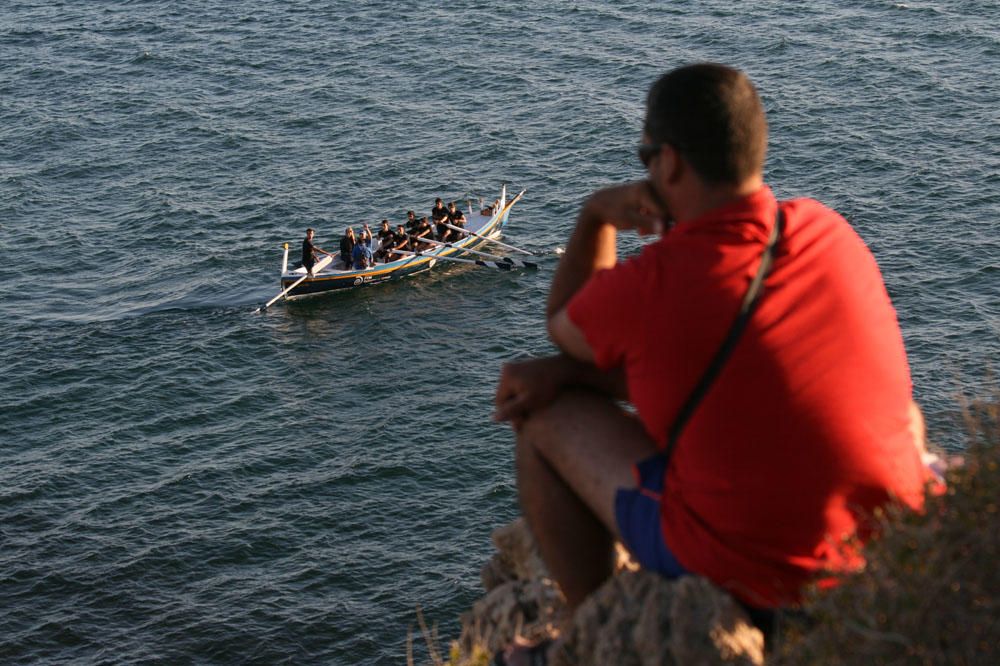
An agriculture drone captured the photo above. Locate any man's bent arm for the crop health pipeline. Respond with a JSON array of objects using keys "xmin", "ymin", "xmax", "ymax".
[
  {"xmin": 546, "ymin": 206, "xmax": 617, "ymax": 319},
  {"xmin": 547, "ymin": 309, "xmax": 596, "ymax": 363},
  {"xmin": 546, "ymin": 183, "xmax": 665, "ymax": 362},
  {"xmin": 547, "ymin": 182, "xmax": 664, "ymax": 320},
  {"xmin": 545, "ymin": 199, "xmax": 620, "ymax": 363},
  {"xmin": 564, "ymin": 356, "xmax": 627, "ymax": 400},
  {"xmin": 494, "ymin": 353, "xmax": 628, "ymax": 425}
]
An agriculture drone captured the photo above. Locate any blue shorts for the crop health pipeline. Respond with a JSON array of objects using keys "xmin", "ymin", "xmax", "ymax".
[{"xmin": 614, "ymin": 453, "xmax": 687, "ymax": 578}]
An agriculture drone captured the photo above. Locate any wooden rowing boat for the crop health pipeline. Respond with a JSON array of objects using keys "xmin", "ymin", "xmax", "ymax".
[{"xmin": 276, "ymin": 186, "xmax": 525, "ymax": 300}]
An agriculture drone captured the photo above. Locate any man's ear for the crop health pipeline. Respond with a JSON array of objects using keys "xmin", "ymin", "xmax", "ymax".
[{"xmin": 659, "ymin": 144, "xmax": 684, "ymax": 185}]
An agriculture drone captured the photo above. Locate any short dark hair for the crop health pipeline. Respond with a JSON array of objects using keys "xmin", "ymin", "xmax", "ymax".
[{"xmin": 644, "ymin": 63, "xmax": 767, "ymax": 185}]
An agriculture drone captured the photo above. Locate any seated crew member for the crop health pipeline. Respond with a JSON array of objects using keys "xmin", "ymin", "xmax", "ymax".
[
  {"xmin": 436, "ymin": 207, "xmax": 454, "ymax": 242},
  {"xmin": 405, "ymin": 210, "xmax": 420, "ymax": 233},
  {"xmin": 338, "ymin": 227, "xmax": 356, "ymax": 269},
  {"xmin": 375, "ymin": 219, "xmax": 395, "ymax": 262},
  {"xmin": 447, "ymin": 201, "xmax": 467, "ymax": 239},
  {"xmin": 301, "ymin": 228, "xmax": 334, "ymax": 276},
  {"xmin": 431, "ymin": 197, "xmax": 449, "ymax": 239},
  {"xmin": 351, "ymin": 224, "xmax": 375, "ymax": 269},
  {"xmin": 387, "ymin": 224, "xmax": 411, "ymax": 259},
  {"xmin": 377, "ymin": 219, "xmax": 394, "ymax": 244},
  {"xmin": 412, "ymin": 216, "xmax": 434, "ymax": 250}
]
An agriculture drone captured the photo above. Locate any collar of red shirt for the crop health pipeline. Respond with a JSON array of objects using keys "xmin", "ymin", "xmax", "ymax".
[{"xmin": 669, "ymin": 185, "xmax": 776, "ymax": 235}]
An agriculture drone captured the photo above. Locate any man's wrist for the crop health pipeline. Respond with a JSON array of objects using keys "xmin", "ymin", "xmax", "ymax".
[
  {"xmin": 578, "ymin": 196, "xmax": 613, "ymax": 232},
  {"xmin": 553, "ymin": 352, "xmax": 589, "ymax": 384}
]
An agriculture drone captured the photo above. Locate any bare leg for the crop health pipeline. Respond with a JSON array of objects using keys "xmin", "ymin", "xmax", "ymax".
[
  {"xmin": 515, "ymin": 388, "xmax": 657, "ymax": 609},
  {"xmin": 516, "ymin": 418, "xmax": 614, "ymax": 608}
]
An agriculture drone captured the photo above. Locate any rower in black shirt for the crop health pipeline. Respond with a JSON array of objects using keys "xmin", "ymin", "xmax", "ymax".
[
  {"xmin": 412, "ymin": 216, "xmax": 434, "ymax": 250},
  {"xmin": 446, "ymin": 201, "xmax": 467, "ymax": 241},
  {"xmin": 431, "ymin": 198, "xmax": 449, "ymax": 239},
  {"xmin": 302, "ymin": 228, "xmax": 334, "ymax": 275},
  {"xmin": 435, "ymin": 216, "xmax": 451, "ymax": 242},
  {"xmin": 405, "ymin": 210, "xmax": 420, "ymax": 233},
  {"xmin": 377, "ymin": 219, "xmax": 394, "ymax": 244},
  {"xmin": 374, "ymin": 219, "xmax": 394, "ymax": 262},
  {"xmin": 386, "ymin": 224, "xmax": 411, "ymax": 260}
]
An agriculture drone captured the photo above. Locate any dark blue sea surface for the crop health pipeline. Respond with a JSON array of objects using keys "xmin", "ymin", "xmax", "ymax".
[{"xmin": 2, "ymin": 1, "xmax": 998, "ymax": 663}]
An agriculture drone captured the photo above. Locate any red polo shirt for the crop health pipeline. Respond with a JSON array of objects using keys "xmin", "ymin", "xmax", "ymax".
[{"xmin": 567, "ymin": 186, "xmax": 927, "ymax": 607}]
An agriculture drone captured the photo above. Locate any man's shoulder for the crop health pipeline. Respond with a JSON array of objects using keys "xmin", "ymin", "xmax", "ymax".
[
  {"xmin": 783, "ymin": 196, "xmax": 842, "ymax": 221},
  {"xmin": 781, "ymin": 197, "xmax": 867, "ymax": 255}
]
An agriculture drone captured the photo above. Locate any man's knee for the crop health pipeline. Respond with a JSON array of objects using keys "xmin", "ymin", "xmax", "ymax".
[
  {"xmin": 514, "ymin": 399, "xmax": 556, "ymax": 471},
  {"xmin": 516, "ymin": 388, "xmax": 620, "ymax": 461}
]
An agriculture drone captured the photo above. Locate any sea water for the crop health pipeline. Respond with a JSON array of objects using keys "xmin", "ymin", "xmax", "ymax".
[{"xmin": 1, "ymin": 1, "xmax": 998, "ymax": 663}]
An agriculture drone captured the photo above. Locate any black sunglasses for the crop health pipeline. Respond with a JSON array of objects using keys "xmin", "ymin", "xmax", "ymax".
[{"xmin": 638, "ymin": 143, "xmax": 665, "ymax": 168}]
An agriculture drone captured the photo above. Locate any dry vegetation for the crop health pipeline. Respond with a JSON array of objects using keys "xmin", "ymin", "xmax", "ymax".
[{"xmin": 777, "ymin": 396, "xmax": 999, "ymax": 664}]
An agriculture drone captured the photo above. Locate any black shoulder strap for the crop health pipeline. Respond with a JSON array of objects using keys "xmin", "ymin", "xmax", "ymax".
[{"xmin": 662, "ymin": 207, "xmax": 785, "ymax": 464}]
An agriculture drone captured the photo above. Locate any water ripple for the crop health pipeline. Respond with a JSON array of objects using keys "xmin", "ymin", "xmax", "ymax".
[{"xmin": 2, "ymin": 0, "xmax": 998, "ymax": 663}]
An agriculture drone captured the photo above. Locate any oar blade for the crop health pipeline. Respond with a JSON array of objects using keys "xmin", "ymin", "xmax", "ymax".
[
  {"xmin": 476, "ymin": 260, "xmax": 511, "ymax": 271},
  {"xmin": 501, "ymin": 257, "xmax": 539, "ymax": 270}
]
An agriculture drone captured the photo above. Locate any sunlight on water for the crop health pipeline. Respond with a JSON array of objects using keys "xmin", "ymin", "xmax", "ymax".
[{"xmin": 1, "ymin": 1, "xmax": 998, "ymax": 662}]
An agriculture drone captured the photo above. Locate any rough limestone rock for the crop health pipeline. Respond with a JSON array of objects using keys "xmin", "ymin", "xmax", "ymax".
[
  {"xmin": 460, "ymin": 519, "xmax": 765, "ymax": 665},
  {"xmin": 551, "ymin": 572, "xmax": 763, "ymax": 666},
  {"xmin": 479, "ymin": 517, "xmax": 550, "ymax": 592},
  {"xmin": 460, "ymin": 519, "xmax": 564, "ymax": 655},
  {"xmin": 669, "ymin": 576, "xmax": 765, "ymax": 665}
]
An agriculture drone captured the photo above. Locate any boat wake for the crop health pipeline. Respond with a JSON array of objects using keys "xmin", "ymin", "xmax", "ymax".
[{"xmin": 124, "ymin": 286, "xmax": 273, "ymax": 318}]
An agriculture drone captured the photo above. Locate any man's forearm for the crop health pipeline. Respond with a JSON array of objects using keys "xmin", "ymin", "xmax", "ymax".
[
  {"xmin": 566, "ymin": 357, "xmax": 628, "ymax": 401},
  {"xmin": 545, "ymin": 353, "xmax": 628, "ymax": 401},
  {"xmin": 546, "ymin": 208, "xmax": 617, "ymax": 318}
]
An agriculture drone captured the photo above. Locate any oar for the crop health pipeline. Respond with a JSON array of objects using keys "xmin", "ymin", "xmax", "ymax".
[
  {"xmin": 443, "ymin": 222, "xmax": 535, "ymax": 256},
  {"xmin": 255, "ymin": 254, "xmax": 333, "ymax": 312},
  {"xmin": 391, "ymin": 249, "xmax": 512, "ymax": 271},
  {"xmin": 409, "ymin": 235, "xmax": 538, "ymax": 270}
]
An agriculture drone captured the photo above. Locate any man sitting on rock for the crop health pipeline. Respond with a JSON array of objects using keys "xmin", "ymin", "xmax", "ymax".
[{"xmin": 493, "ymin": 62, "xmax": 931, "ymax": 663}]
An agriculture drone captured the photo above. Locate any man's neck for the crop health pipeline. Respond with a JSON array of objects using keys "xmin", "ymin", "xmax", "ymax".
[{"xmin": 671, "ymin": 175, "xmax": 764, "ymax": 223}]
